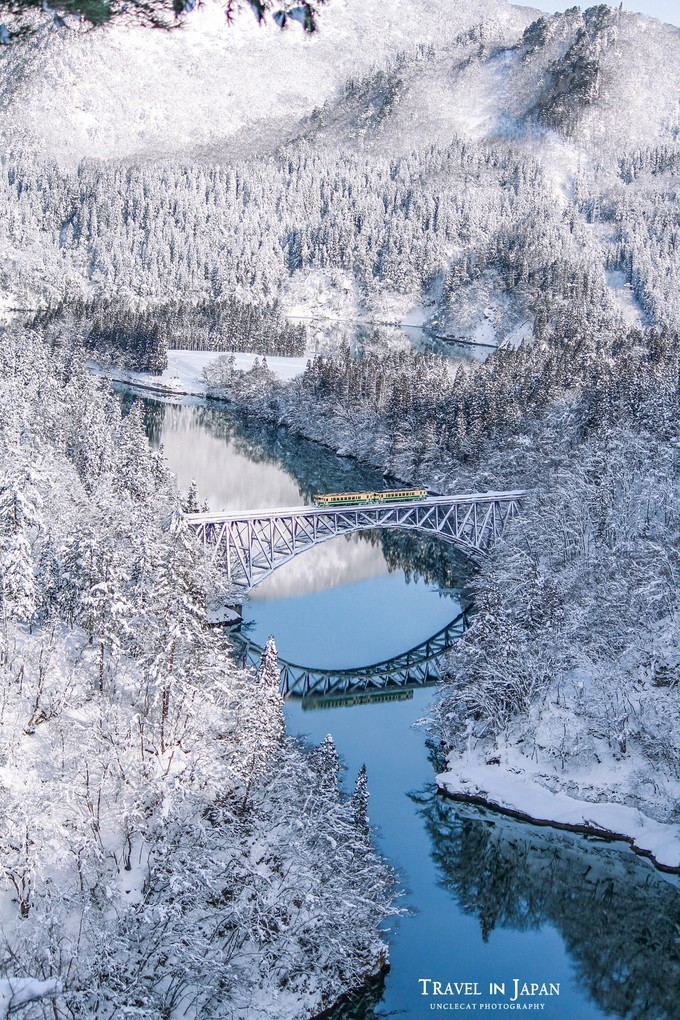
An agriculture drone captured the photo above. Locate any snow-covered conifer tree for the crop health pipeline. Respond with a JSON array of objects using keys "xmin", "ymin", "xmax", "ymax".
[
  {"xmin": 351, "ymin": 763, "xmax": 370, "ymax": 833},
  {"xmin": 257, "ymin": 635, "xmax": 280, "ymax": 687}
]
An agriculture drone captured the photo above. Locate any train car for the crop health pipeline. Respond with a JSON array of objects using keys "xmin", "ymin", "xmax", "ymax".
[{"xmin": 313, "ymin": 488, "xmax": 429, "ymax": 507}]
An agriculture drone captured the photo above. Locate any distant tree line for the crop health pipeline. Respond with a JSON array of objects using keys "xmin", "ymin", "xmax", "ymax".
[
  {"xmin": 29, "ymin": 296, "xmax": 308, "ymax": 372},
  {"xmin": 7, "ymin": 135, "xmax": 679, "ymax": 342},
  {"xmin": 0, "ymin": 0, "xmax": 325, "ymax": 44}
]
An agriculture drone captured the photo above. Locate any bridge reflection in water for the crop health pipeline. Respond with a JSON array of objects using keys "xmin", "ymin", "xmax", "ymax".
[{"xmin": 230, "ymin": 607, "xmax": 469, "ymax": 707}]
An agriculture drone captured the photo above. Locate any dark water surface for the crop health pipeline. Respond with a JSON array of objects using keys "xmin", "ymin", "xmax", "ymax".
[{"xmin": 129, "ymin": 390, "xmax": 680, "ymax": 1020}]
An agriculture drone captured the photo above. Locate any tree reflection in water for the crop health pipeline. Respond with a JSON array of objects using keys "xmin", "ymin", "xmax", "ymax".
[
  {"xmin": 319, "ymin": 974, "xmax": 388, "ymax": 1020},
  {"xmin": 413, "ymin": 775, "xmax": 680, "ymax": 1020},
  {"xmin": 119, "ymin": 388, "xmax": 474, "ymax": 592}
]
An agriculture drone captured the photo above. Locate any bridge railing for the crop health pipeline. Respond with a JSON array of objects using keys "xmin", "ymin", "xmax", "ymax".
[{"xmin": 185, "ymin": 490, "xmax": 528, "ymax": 527}]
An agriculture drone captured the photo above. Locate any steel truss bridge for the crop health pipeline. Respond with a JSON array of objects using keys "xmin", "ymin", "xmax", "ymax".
[
  {"xmin": 231, "ymin": 609, "xmax": 470, "ymax": 700},
  {"xmin": 186, "ymin": 490, "xmax": 525, "ymax": 590}
]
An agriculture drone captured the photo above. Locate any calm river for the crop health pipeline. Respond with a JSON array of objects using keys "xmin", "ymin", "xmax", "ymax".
[{"xmin": 127, "ymin": 390, "xmax": 680, "ymax": 1020}]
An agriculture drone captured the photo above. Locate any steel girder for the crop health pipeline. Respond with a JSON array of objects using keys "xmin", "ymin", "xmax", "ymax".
[{"xmin": 187, "ymin": 491, "xmax": 525, "ymax": 590}]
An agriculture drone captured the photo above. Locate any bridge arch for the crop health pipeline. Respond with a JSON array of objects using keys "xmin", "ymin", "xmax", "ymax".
[{"xmin": 187, "ymin": 491, "xmax": 524, "ymax": 591}]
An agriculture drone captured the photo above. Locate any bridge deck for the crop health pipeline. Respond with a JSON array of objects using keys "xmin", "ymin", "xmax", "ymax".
[{"xmin": 186, "ymin": 490, "xmax": 527, "ymax": 525}]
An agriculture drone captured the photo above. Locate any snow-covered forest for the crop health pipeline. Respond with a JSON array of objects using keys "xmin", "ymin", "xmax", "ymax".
[
  {"xmin": 0, "ymin": 328, "xmax": 395, "ymax": 1017},
  {"xmin": 2, "ymin": 4, "xmax": 680, "ymax": 364},
  {"xmin": 3, "ymin": 133, "xmax": 680, "ymax": 358}
]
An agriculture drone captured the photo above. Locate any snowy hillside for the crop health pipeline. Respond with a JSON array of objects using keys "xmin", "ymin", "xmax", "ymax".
[
  {"xmin": 0, "ymin": 0, "xmax": 520, "ymax": 164},
  {"xmin": 297, "ymin": 4, "xmax": 680, "ymax": 156},
  {"xmin": 1, "ymin": 1, "xmax": 679, "ymax": 361},
  {"xmin": 0, "ymin": 329, "xmax": 397, "ymax": 1018},
  {"xmin": 1, "ymin": 2, "xmax": 679, "ymax": 164}
]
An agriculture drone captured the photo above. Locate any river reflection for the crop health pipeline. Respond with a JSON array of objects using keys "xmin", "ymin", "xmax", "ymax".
[
  {"xmin": 122, "ymin": 393, "xmax": 387, "ymax": 508},
  {"xmin": 121, "ymin": 390, "xmax": 470, "ymax": 597},
  {"xmin": 413, "ymin": 785, "xmax": 680, "ymax": 1020},
  {"xmin": 233, "ymin": 608, "xmax": 468, "ymax": 703}
]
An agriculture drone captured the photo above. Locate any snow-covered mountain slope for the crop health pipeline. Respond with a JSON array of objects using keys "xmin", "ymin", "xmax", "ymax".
[
  {"xmin": 1, "ymin": 2, "xmax": 679, "ymax": 351},
  {"xmin": 502, "ymin": 5, "xmax": 680, "ymax": 151},
  {"xmin": 297, "ymin": 4, "xmax": 680, "ymax": 158},
  {"xmin": 1, "ymin": 2, "xmax": 678, "ymax": 165},
  {"xmin": 0, "ymin": 0, "xmax": 519, "ymax": 164}
]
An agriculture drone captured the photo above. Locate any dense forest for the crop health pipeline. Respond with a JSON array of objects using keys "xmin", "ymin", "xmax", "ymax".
[
  {"xmin": 29, "ymin": 298, "xmax": 308, "ymax": 372},
  {"xmin": 3, "ymin": 129, "xmax": 679, "ymax": 366}
]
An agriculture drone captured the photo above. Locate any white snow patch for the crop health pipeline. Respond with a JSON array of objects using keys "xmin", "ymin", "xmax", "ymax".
[
  {"xmin": 0, "ymin": 293, "xmax": 21, "ymax": 324},
  {"xmin": 399, "ymin": 297, "xmax": 436, "ymax": 346},
  {"xmin": 537, "ymin": 134, "xmax": 581, "ymax": 205},
  {"xmin": 94, "ymin": 349, "xmax": 308, "ymax": 398},
  {"xmin": 605, "ymin": 269, "xmax": 647, "ymax": 327},
  {"xmin": 280, "ymin": 269, "xmax": 365, "ymax": 353},
  {"xmin": 438, "ymin": 761, "xmax": 680, "ymax": 870},
  {"xmin": 0, "ymin": 978, "xmax": 60, "ymax": 1017}
]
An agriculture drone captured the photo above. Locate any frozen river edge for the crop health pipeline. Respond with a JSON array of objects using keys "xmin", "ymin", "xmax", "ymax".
[{"xmin": 437, "ymin": 763, "xmax": 680, "ymax": 873}]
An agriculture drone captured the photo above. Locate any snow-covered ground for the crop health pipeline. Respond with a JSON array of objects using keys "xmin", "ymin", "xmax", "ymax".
[
  {"xmin": 0, "ymin": 0, "xmax": 519, "ymax": 166},
  {"xmin": 0, "ymin": 978, "xmax": 60, "ymax": 1018},
  {"xmin": 97, "ymin": 349, "xmax": 308, "ymax": 397},
  {"xmin": 605, "ymin": 268, "xmax": 648, "ymax": 328},
  {"xmin": 0, "ymin": 294, "xmax": 18, "ymax": 325},
  {"xmin": 438, "ymin": 757, "xmax": 680, "ymax": 871}
]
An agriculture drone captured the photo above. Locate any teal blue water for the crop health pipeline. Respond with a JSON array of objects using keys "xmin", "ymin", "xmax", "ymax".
[{"xmin": 246, "ymin": 572, "xmax": 459, "ymax": 669}]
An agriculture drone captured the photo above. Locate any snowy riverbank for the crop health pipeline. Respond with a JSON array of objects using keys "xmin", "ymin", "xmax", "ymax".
[
  {"xmin": 437, "ymin": 757, "xmax": 680, "ymax": 872},
  {"xmin": 94, "ymin": 349, "xmax": 308, "ymax": 397},
  {"xmin": 0, "ymin": 334, "xmax": 398, "ymax": 1019}
]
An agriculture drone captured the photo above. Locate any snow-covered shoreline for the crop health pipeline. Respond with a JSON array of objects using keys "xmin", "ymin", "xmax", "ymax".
[
  {"xmin": 437, "ymin": 761, "xmax": 680, "ymax": 873},
  {"xmin": 93, "ymin": 349, "xmax": 308, "ymax": 399}
]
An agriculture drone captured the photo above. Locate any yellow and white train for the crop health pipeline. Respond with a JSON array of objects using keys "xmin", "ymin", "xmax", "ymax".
[{"xmin": 313, "ymin": 488, "xmax": 428, "ymax": 507}]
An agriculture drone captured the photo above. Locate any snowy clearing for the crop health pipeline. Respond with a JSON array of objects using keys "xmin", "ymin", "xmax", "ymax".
[
  {"xmin": 95, "ymin": 349, "xmax": 308, "ymax": 397},
  {"xmin": 0, "ymin": 978, "xmax": 60, "ymax": 1018}
]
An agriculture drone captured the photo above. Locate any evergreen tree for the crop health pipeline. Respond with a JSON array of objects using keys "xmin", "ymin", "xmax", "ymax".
[
  {"xmin": 182, "ymin": 479, "xmax": 200, "ymax": 515},
  {"xmin": 351, "ymin": 763, "xmax": 370, "ymax": 833},
  {"xmin": 313, "ymin": 733, "xmax": 341, "ymax": 793},
  {"xmin": 257, "ymin": 635, "xmax": 280, "ymax": 687}
]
